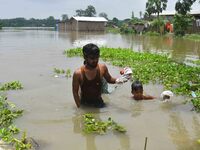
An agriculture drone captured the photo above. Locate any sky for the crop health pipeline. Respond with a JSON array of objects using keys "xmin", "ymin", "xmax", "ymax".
[{"xmin": 0, "ymin": 0, "xmax": 199, "ymax": 20}]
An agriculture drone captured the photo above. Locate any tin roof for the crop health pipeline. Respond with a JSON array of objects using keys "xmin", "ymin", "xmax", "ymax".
[
  {"xmin": 72, "ymin": 16, "xmax": 108, "ymax": 22},
  {"xmin": 158, "ymin": 10, "xmax": 200, "ymax": 16}
]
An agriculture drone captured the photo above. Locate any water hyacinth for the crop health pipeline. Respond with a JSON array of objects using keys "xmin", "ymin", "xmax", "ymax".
[
  {"xmin": 0, "ymin": 81, "xmax": 23, "ymax": 91},
  {"xmin": 0, "ymin": 89, "xmax": 32, "ymax": 149},
  {"xmin": 65, "ymin": 47, "xmax": 200, "ymax": 111},
  {"xmin": 82, "ymin": 113, "xmax": 126, "ymax": 134}
]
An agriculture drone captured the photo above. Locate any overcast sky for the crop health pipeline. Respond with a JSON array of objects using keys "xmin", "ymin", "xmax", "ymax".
[{"xmin": 0, "ymin": 0, "xmax": 199, "ymax": 20}]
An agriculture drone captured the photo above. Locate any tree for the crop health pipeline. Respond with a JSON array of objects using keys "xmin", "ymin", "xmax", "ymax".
[
  {"xmin": 175, "ymin": 0, "xmax": 196, "ymax": 15},
  {"xmin": 145, "ymin": 0, "xmax": 168, "ymax": 18},
  {"xmin": 75, "ymin": 5, "xmax": 96, "ymax": 17},
  {"xmin": 85, "ymin": 5, "xmax": 96, "ymax": 17},
  {"xmin": 99, "ymin": 12, "xmax": 108, "ymax": 20},
  {"xmin": 75, "ymin": 9, "xmax": 85, "ymax": 16},
  {"xmin": 131, "ymin": 11, "xmax": 135, "ymax": 19},
  {"xmin": 0, "ymin": 22, "xmax": 2, "ymax": 29},
  {"xmin": 46, "ymin": 16, "xmax": 56, "ymax": 27},
  {"xmin": 62, "ymin": 14, "xmax": 68, "ymax": 21},
  {"xmin": 139, "ymin": 11, "xmax": 143, "ymax": 19},
  {"xmin": 174, "ymin": 0, "xmax": 196, "ymax": 36}
]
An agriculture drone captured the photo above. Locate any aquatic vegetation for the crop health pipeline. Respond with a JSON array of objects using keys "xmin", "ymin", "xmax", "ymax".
[
  {"xmin": 65, "ymin": 69, "xmax": 72, "ymax": 78},
  {"xmin": 144, "ymin": 31, "xmax": 160, "ymax": 36},
  {"xmin": 184, "ymin": 34, "xmax": 200, "ymax": 41},
  {"xmin": 82, "ymin": 113, "xmax": 126, "ymax": 134},
  {"xmin": 65, "ymin": 47, "xmax": 200, "ymax": 111},
  {"xmin": 53, "ymin": 68, "xmax": 65, "ymax": 74},
  {"xmin": 0, "ymin": 95, "xmax": 32, "ymax": 149},
  {"xmin": 190, "ymin": 89, "xmax": 200, "ymax": 112},
  {"xmin": 0, "ymin": 81, "xmax": 23, "ymax": 91},
  {"xmin": 53, "ymin": 68, "xmax": 72, "ymax": 78}
]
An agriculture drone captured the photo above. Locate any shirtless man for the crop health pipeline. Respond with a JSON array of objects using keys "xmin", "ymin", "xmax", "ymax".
[{"xmin": 72, "ymin": 43, "xmax": 122, "ymax": 108}]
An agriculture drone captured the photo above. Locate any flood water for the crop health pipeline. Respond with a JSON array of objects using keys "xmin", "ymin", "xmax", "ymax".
[{"xmin": 0, "ymin": 29, "xmax": 200, "ymax": 150}]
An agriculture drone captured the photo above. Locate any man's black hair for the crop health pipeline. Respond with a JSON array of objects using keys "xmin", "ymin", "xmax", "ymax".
[
  {"xmin": 131, "ymin": 80, "xmax": 143, "ymax": 91},
  {"xmin": 82, "ymin": 43, "xmax": 100, "ymax": 57}
]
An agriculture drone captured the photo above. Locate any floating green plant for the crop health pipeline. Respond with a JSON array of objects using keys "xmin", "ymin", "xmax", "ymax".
[
  {"xmin": 0, "ymin": 81, "xmax": 23, "ymax": 91},
  {"xmin": 65, "ymin": 47, "xmax": 200, "ymax": 111},
  {"xmin": 53, "ymin": 68, "xmax": 65, "ymax": 74},
  {"xmin": 82, "ymin": 113, "xmax": 126, "ymax": 134},
  {"xmin": 65, "ymin": 69, "xmax": 72, "ymax": 78},
  {"xmin": 53, "ymin": 68, "xmax": 72, "ymax": 78},
  {"xmin": 0, "ymin": 94, "xmax": 32, "ymax": 150}
]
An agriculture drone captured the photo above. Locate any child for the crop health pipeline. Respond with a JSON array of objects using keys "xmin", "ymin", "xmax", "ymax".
[{"xmin": 131, "ymin": 80, "xmax": 155, "ymax": 100}]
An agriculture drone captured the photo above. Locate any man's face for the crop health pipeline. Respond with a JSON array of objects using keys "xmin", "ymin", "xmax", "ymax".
[{"xmin": 85, "ymin": 55, "xmax": 99, "ymax": 68}]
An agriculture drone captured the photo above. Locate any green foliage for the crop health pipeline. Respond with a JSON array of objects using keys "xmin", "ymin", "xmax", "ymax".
[
  {"xmin": 120, "ymin": 24, "xmax": 135, "ymax": 34},
  {"xmin": 0, "ymin": 81, "xmax": 23, "ymax": 91},
  {"xmin": 175, "ymin": 0, "xmax": 196, "ymax": 15},
  {"xmin": 173, "ymin": 14, "xmax": 193, "ymax": 36},
  {"xmin": 184, "ymin": 34, "xmax": 200, "ymax": 41},
  {"xmin": 54, "ymin": 68, "xmax": 65, "ymax": 74},
  {"xmin": 106, "ymin": 27, "xmax": 120, "ymax": 33},
  {"xmin": 145, "ymin": 0, "xmax": 168, "ymax": 18},
  {"xmin": 0, "ymin": 21, "xmax": 2, "ymax": 29},
  {"xmin": 144, "ymin": 31, "xmax": 160, "ymax": 36},
  {"xmin": 82, "ymin": 113, "xmax": 126, "ymax": 134},
  {"xmin": 99, "ymin": 12, "xmax": 108, "ymax": 20},
  {"xmin": 65, "ymin": 47, "xmax": 200, "ymax": 98},
  {"xmin": 76, "ymin": 5, "xmax": 96, "ymax": 17},
  {"xmin": 53, "ymin": 68, "xmax": 72, "ymax": 78},
  {"xmin": 189, "ymin": 89, "xmax": 200, "ymax": 112},
  {"xmin": 0, "ymin": 17, "xmax": 58, "ymax": 27},
  {"xmin": 61, "ymin": 14, "xmax": 69, "ymax": 21},
  {"xmin": 191, "ymin": 97, "xmax": 200, "ymax": 112},
  {"xmin": 150, "ymin": 17, "xmax": 165, "ymax": 34},
  {"xmin": 65, "ymin": 69, "xmax": 72, "ymax": 78},
  {"xmin": 0, "ymin": 94, "xmax": 31, "ymax": 150}
]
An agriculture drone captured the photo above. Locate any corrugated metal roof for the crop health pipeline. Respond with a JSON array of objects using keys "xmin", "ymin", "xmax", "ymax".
[
  {"xmin": 72, "ymin": 16, "xmax": 108, "ymax": 22},
  {"xmin": 158, "ymin": 10, "xmax": 200, "ymax": 16}
]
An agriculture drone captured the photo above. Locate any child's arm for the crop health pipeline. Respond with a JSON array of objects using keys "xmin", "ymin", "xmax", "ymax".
[{"xmin": 143, "ymin": 95, "xmax": 156, "ymax": 100}]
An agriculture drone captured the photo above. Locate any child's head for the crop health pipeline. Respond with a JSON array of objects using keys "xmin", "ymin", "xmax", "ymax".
[{"xmin": 131, "ymin": 80, "xmax": 143, "ymax": 100}]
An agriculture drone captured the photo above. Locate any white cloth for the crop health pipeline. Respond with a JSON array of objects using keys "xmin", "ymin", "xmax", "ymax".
[{"xmin": 160, "ymin": 90, "xmax": 173, "ymax": 99}]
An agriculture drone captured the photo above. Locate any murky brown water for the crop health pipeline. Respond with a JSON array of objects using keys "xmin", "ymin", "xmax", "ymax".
[{"xmin": 0, "ymin": 30, "xmax": 200, "ymax": 150}]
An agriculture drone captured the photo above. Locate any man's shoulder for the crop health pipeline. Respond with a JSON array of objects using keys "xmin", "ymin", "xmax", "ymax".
[
  {"xmin": 73, "ymin": 67, "xmax": 83, "ymax": 76},
  {"xmin": 98, "ymin": 63, "xmax": 107, "ymax": 69}
]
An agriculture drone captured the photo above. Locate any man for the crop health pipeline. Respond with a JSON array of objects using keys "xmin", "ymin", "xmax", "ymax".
[{"xmin": 72, "ymin": 43, "xmax": 123, "ymax": 108}]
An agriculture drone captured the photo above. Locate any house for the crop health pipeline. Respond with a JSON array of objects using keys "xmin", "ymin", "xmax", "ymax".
[
  {"xmin": 153, "ymin": 10, "xmax": 200, "ymax": 33},
  {"xmin": 158, "ymin": 10, "xmax": 200, "ymax": 21},
  {"xmin": 58, "ymin": 16, "xmax": 108, "ymax": 32}
]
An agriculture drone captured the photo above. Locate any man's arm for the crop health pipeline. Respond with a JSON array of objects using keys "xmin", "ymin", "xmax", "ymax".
[
  {"xmin": 102, "ymin": 64, "xmax": 116, "ymax": 84},
  {"xmin": 72, "ymin": 70, "xmax": 81, "ymax": 108}
]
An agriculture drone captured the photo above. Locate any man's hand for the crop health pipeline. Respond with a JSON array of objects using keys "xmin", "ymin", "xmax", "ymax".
[{"xmin": 115, "ymin": 76, "xmax": 128, "ymax": 84}]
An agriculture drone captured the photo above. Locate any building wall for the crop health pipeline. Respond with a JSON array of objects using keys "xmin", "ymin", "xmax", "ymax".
[
  {"xmin": 76, "ymin": 21, "xmax": 106, "ymax": 31},
  {"xmin": 58, "ymin": 18, "xmax": 106, "ymax": 31}
]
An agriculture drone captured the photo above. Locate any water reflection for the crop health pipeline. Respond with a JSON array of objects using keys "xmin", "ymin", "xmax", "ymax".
[
  {"xmin": 72, "ymin": 109, "xmax": 99, "ymax": 150},
  {"xmin": 168, "ymin": 112, "xmax": 200, "ymax": 150},
  {"xmin": 131, "ymin": 101, "xmax": 144, "ymax": 117},
  {"xmin": 121, "ymin": 34, "xmax": 199, "ymax": 63}
]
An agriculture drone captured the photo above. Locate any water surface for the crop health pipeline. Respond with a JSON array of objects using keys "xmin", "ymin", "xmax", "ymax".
[{"xmin": 0, "ymin": 30, "xmax": 200, "ymax": 150}]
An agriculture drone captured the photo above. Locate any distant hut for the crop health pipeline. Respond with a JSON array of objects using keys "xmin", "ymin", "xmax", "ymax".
[{"xmin": 58, "ymin": 16, "xmax": 108, "ymax": 31}]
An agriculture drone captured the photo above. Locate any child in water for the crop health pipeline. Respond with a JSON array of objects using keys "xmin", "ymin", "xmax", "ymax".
[{"xmin": 131, "ymin": 80, "xmax": 155, "ymax": 100}]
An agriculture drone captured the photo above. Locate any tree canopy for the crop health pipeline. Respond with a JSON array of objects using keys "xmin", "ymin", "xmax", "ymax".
[
  {"xmin": 145, "ymin": 0, "xmax": 168, "ymax": 18},
  {"xmin": 175, "ymin": 0, "xmax": 196, "ymax": 15},
  {"xmin": 99, "ymin": 12, "xmax": 108, "ymax": 20},
  {"xmin": 0, "ymin": 17, "xmax": 58, "ymax": 27},
  {"xmin": 75, "ymin": 5, "xmax": 96, "ymax": 17}
]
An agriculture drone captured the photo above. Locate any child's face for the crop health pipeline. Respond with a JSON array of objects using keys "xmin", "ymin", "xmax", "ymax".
[{"xmin": 132, "ymin": 89, "xmax": 143, "ymax": 100}]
